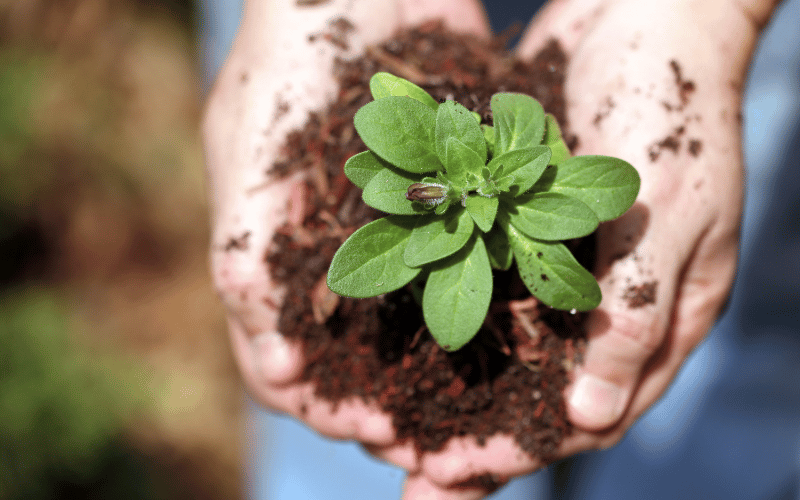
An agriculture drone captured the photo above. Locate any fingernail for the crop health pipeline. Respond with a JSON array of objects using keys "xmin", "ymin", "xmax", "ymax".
[
  {"xmin": 252, "ymin": 330, "xmax": 295, "ymax": 383},
  {"xmin": 569, "ymin": 374, "xmax": 625, "ymax": 428}
]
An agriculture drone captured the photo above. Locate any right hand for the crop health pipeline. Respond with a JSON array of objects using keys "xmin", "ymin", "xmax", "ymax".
[{"xmin": 201, "ymin": 0, "xmax": 492, "ymax": 478}]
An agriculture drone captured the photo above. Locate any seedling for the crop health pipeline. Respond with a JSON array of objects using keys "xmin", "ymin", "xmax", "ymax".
[{"xmin": 327, "ymin": 72, "xmax": 640, "ymax": 351}]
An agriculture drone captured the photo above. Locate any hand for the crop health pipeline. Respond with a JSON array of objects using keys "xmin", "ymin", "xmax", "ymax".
[
  {"xmin": 201, "ymin": 0, "xmax": 495, "ymax": 491},
  {"xmin": 204, "ymin": 0, "xmax": 773, "ymax": 498},
  {"xmin": 391, "ymin": 0, "xmax": 774, "ymax": 497}
]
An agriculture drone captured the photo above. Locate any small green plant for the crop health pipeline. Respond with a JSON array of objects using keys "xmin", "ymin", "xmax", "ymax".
[{"xmin": 327, "ymin": 72, "xmax": 640, "ymax": 351}]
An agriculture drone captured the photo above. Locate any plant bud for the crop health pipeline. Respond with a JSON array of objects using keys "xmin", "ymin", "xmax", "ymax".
[{"xmin": 405, "ymin": 183, "xmax": 448, "ymax": 205}]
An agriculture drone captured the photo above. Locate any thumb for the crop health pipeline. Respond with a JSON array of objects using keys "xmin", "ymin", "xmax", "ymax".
[{"xmin": 566, "ymin": 215, "xmax": 675, "ymax": 431}]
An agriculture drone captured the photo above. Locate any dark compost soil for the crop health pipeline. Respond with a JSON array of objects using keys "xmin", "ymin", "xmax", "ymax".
[{"xmin": 265, "ymin": 22, "xmax": 592, "ymax": 461}]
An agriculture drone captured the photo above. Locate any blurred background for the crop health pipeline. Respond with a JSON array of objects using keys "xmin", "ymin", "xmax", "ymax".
[{"xmin": 0, "ymin": 1, "xmax": 243, "ymax": 499}]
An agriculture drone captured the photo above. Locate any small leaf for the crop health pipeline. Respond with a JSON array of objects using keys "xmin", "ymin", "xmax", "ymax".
[
  {"xmin": 503, "ymin": 221, "xmax": 600, "ymax": 311},
  {"xmin": 465, "ymin": 195, "xmax": 499, "ymax": 232},
  {"xmin": 423, "ymin": 235, "xmax": 492, "ymax": 351},
  {"xmin": 543, "ymin": 114, "xmax": 570, "ymax": 165},
  {"xmin": 484, "ymin": 228, "xmax": 513, "ymax": 270},
  {"xmin": 328, "ymin": 216, "xmax": 420, "ymax": 298},
  {"xmin": 435, "ymin": 100, "xmax": 487, "ymax": 164},
  {"xmin": 362, "ymin": 168, "xmax": 424, "ymax": 215},
  {"xmin": 344, "ymin": 151, "xmax": 386, "ymax": 188},
  {"xmin": 369, "ymin": 72, "xmax": 439, "ymax": 110},
  {"xmin": 482, "ymin": 125, "xmax": 495, "ymax": 158},
  {"xmin": 434, "ymin": 199, "xmax": 452, "ymax": 215},
  {"xmin": 530, "ymin": 164, "xmax": 556, "ymax": 192},
  {"xmin": 505, "ymin": 192, "xmax": 599, "ymax": 241},
  {"xmin": 354, "ymin": 96, "xmax": 441, "ymax": 174},
  {"xmin": 491, "ymin": 93, "xmax": 546, "ymax": 156},
  {"xmin": 443, "ymin": 136, "xmax": 485, "ymax": 184},
  {"xmin": 548, "ymin": 155, "xmax": 641, "ymax": 221},
  {"xmin": 404, "ymin": 208, "xmax": 474, "ymax": 267},
  {"xmin": 487, "ymin": 146, "xmax": 551, "ymax": 194}
]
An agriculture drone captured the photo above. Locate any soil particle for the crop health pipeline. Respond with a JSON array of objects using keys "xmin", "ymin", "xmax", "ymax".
[
  {"xmin": 593, "ymin": 96, "xmax": 615, "ymax": 127},
  {"xmin": 296, "ymin": 0, "xmax": 332, "ymax": 6},
  {"xmin": 266, "ymin": 23, "xmax": 586, "ymax": 460},
  {"xmin": 648, "ymin": 125, "xmax": 686, "ymax": 162},
  {"xmin": 669, "ymin": 59, "xmax": 695, "ymax": 109},
  {"xmin": 308, "ymin": 16, "xmax": 356, "ymax": 50},
  {"xmin": 688, "ymin": 138, "xmax": 703, "ymax": 157},
  {"xmin": 624, "ymin": 281, "xmax": 658, "ymax": 308},
  {"xmin": 273, "ymin": 94, "xmax": 291, "ymax": 123},
  {"xmin": 223, "ymin": 231, "xmax": 251, "ymax": 252}
]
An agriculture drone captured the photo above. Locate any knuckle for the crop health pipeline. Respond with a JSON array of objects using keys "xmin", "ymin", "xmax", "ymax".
[
  {"xmin": 605, "ymin": 311, "xmax": 663, "ymax": 361},
  {"xmin": 211, "ymin": 249, "xmax": 267, "ymax": 307}
]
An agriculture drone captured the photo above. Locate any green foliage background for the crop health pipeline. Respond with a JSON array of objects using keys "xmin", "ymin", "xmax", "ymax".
[{"xmin": 0, "ymin": 1, "xmax": 241, "ymax": 498}]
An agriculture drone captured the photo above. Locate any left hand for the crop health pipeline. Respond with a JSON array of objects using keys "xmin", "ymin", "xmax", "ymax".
[{"xmin": 367, "ymin": 0, "xmax": 770, "ymax": 497}]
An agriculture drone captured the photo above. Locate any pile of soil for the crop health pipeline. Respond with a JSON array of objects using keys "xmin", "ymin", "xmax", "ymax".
[{"xmin": 265, "ymin": 21, "xmax": 591, "ymax": 461}]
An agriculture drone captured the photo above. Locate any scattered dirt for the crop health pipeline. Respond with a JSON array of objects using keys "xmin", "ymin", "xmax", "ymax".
[
  {"xmin": 659, "ymin": 59, "xmax": 696, "ymax": 113},
  {"xmin": 624, "ymin": 281, "xmax": 658, "ymax": 308},
  {"xmin": 266, "ymin": 23, "xmax": 588, "ymax": 461},
  {"xmin": 296, "ymin": 0, "xmax": 332, "ymax": 7},
  {"xmin": 648, "ymin": 124, "xmax": 686, "ymax": 162},
  {"xmin": 223, "ymin": 231, "xmax": 251, "ymax": 252},
  {"xmin": 688, "ymin": 138, "xmax": 703, "ymax": 157},
  {"xmin": 308, "ymin": 16, "xmax": 356, "ymax": 50},
  {"xmin": 669, "ymin": 59, "xmax": 696, "ymax": 109},
  {"xmin": 593, "ymin": 95, "xmax": 615, "ymax": 127}
]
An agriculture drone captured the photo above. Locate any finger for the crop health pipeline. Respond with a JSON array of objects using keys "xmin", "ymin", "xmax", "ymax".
[
  {"xmin": 230, "ymin": 319, "xmax": 305, "ymax": 387},
  {"xmin": 302, "ymin": 397, "xmax": 397, "ymax": 445},
  {"xmin": 566, "ymin": 222, "xmax": 679, "ymax": 431},
  {"xmin": 364, "ymin": 441, "xmax": 421, "ymax": 471},
  {"xmin": 515, "ymin": 0, "xmax": 608, "ymax": 59},
  {"xmin": 612, "ymin": 211, "xmax": 739, "ymax": 436},
  {"xmin": 419, "ymin": 435, "xmax": 539, "ymax": 488},
  {"xmin": 232, "ymin": 321, "xmax": 399, "ymax": 445},
  {"xmin": 403, "ymin": 473, "xmax": 495, "ymax": 500},
  {"xmin": 398, "ymin": 0, "xmax": 491, "ymax": 38}
]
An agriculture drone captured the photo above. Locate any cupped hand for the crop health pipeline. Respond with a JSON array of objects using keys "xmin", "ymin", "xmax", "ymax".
[
  {"xmin": 202, "ymin": 0, "xmax": 494, "ymax": 488},
  {"xmin": 204, "ymin": 0, "xmax": 772, "ymax": 498},
  {"xmin": 393, "ymin": 0, "xmax": 770, "ymax": 497}
]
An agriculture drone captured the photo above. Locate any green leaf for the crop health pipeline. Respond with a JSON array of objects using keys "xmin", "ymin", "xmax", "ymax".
[
  {"xmin": 465, "ymin": 195, "xmax": 499, "ymax": 232},
  {"xmin": 354, "ymin": 96, "xmax": 441, "ymax": 174},
  {"xmin": 503, "ymin": 221, "xmax": 601, "ymax": 310},
  {"xmin": 543, "ymin": 114, "xmax": 570, "ymax": 165},
  {"xmin": 487, "ymin": 146, "xmax": 551, "ymax": 195},
  {"xmin": 491, "ymin": 93, "xmax": 546, "ymax": 156},
  {"xmin": 443, "ymin": 136, "xmax": 484, "ymax": 184},
  {"xmin": 344, "ymin": 151, "xmax": 387, "ymax": 188},
  {"xmin": 484, "ymin": 228, "xmax": 513, "ymax": 270},
  {"xmin": 369, "ymin": 72, "xmax": 439, "ymax": 110},
  {"xmin": 482, "ymin": 125, "xmax": 495, "ymax": 158},
  {"xmin": 505, "ymin": 192, "xmax": 599, "ymax": 241},
  {"xmin": 423, "ymin": 235, "xmax": 492, "ymax": 351},
  {"xmin": 548, "ymin": 155, "xmax": 640, "ymax": 221},
  {"xmin": 328, "ymin": 216, "xmax": 420, "ymax": 298},
  {"xmin": 404, "ymin": 208, "xmax": 474, "ymax": 267},
  {"xmin": 434, "ymin": 199, "xmax": 452, "ymax": 215},
  {"xmin": 435, "ymin": 100, "xmax": 487, "ymax": 164},
  {"xmin": 362, "ymin": 168, "xmax": 425, "ymax": 215}
]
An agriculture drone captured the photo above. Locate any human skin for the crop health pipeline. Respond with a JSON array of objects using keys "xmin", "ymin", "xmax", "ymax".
[{"xmin": 203, "ymin": 0, "xmax": 780, "ymax": 498}]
